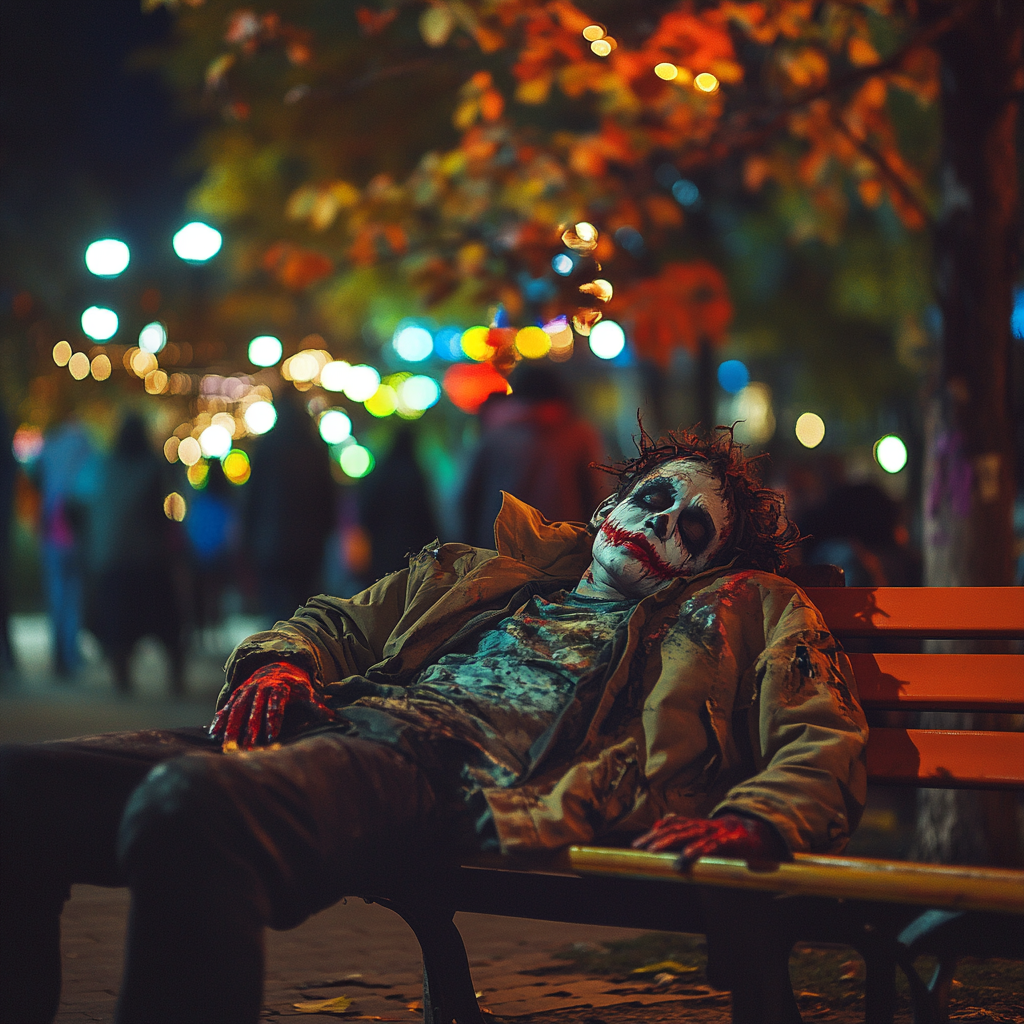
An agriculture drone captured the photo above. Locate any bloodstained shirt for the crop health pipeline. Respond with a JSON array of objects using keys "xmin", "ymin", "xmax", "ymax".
[{"xmin": 336, "ymin": 589, "xmax": 636, "ymax": 795}]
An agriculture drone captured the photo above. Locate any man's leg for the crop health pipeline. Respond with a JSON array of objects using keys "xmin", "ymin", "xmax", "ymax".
[
  {"xmin": 115, "ymin": 733, "xmax": 443, "ymax": 1024},
  {"xmin": 0, "ymin": 729, "xmax": 217, "ymax": 1024}
]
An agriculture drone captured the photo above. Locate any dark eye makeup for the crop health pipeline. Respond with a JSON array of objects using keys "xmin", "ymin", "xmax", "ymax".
[
  {"xmin": 632, "ymin": 479, "xmax": 674, "ymax": 512},
  {"xmin": 677, "ymin": 507, "xmax": 714, "ymax": 556}
]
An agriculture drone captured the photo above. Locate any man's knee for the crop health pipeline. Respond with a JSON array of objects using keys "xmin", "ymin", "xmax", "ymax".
[{"xmin": 117, "ymin": 755, "xmax": 234, "ymax": 877}]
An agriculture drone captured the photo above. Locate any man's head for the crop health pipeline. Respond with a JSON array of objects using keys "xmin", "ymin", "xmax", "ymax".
[{"xmin": 584, "ymin": 425, "xmax": 798, "ymax": 600}]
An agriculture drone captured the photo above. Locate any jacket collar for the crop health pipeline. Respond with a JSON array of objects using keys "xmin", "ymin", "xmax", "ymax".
[{"xmin": 492, "ymin": 492, "xmax": 595, "ymax": 578}]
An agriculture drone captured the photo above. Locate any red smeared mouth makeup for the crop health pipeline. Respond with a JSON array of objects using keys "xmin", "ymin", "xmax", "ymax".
[{"xmin": 599, "ymin": 521, "xmax": 682, "ymax": 581}]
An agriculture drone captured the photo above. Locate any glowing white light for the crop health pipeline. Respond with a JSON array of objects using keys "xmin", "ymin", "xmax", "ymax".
[
  {"xmin": 320, "ymin": 360, "xmax": 350, "ymax": 392},
  {"xmin": 339, "ymin": 444, "xmax": 374, "ymax": 478},
  {"xmin": 342, "ymin": 364, "xmax": 381, "ymax": 402},
  {"xmin": 81, "ymin": 306, "xmax": 118, "ymax": 341},
  {"xmin": 318, "ymin": 409, "xmax": 352, "ymax": 444},
  {"xmin": 244, "ymin": 400, "xmax": 277, "ymax": 435},
  {"xmin": 199, "ymin": 424, "xmax": 232, "ymax": 459},
  {"xmin": 139, "ymin": 321, "xmax": 167, "ymax": 354},
  {"xmin": 248, "ymin": 335, "xmax": 283, "ymax": 367},
  {"xmin": 393, "ymin": 325, "xmax": 433, "ymax": 362},
  {"xmin": 588, "ymin": 319, "xmax": 626, "ymax": 359},
  {"xmin": 398, "ymin": 375, "xmax": 441, "ymax": 411},
  {"xmin": 795, "ymin": 412, "xmax": 826, "ymax": 449},
  {"xmin": 85, "ymin": 239, "xmax": 130, "ymax": 277},
  {"xmin": 875, "ymin": 435, "xmax": 908, "ymax": 474},
  {"xmin": 172, "ymin": 221, "xmax": 223, "ymax": 262}
]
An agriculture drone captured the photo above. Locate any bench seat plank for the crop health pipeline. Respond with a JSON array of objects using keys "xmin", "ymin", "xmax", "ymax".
[
  {"xmin": 805, "ymin": 587, "xmax": 1024, "ymax": 638},
  {"xmin": 852, "ymin": 653, "xmax": 1024, "ymax": 712},
  {"xmin": 867, "ymin": 728, "xmax": 1024, "ymax": 788},
  {"xmin": 561, "ymin": 847, "xmax": 1024, "ymax": 915}
]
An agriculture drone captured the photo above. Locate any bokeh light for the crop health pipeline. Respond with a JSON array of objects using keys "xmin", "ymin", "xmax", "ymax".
[
  {"xmin": 187, "ymin": 461, "xmax": 209, "ymax": 490},
  {"xmin": 694, "ymin": 72, "xmax": 720, "ymax": 93},
  {"xmin": 139, "ymin": 322, "xmax": 167, "ymax": 354},
  {"xmin": 364, "ymin": 384, "xmax": 398, "ymax": 417},
  {"xmin": 795, "ymin": 412, "xmax": 826, "ymax": 449},
  {"xmin": 163, "ymin": 437, "xmax": 180, "ymax": 463},
  {"xmin": 284, "ymin": 351, "xmax": 320, "ymax": 383},
  {"xmin": 90, "ymin": 354, "xmax": 112, "ymax": 381},
  {"xmin": 243, "ymin": 400, "xmax": 277, "ymax": 435},
  {"xmin": 68, "ymin": 352, "xmax": 90, "ymax": 380},
  {"xmin": 552, "ymin": 254, "xmax": 574, "ymax": 276},
  {"xmin": 249, "ymin": 335, "xmax": 283, "ymax": 367},
  {"xmin": 172, "ymin": 221, "xmax": 222, "ymax": 262},
  {"xmin": 654, "ymin": 63, "xmax": 679, "ymax": 81},
  {"xmin": 392, "ymin": 324, "xmax": 433, "ymax": 362},
  {"xmin": 342, "ymin": 364, "xmax": 381, "ymax": 402},
  {"xmin": 433, "ymin": 326, "xmax": 463, "ymax": 361},
  {"xmin": 460, "ymin": 325, "xmax": 494, "ymax": 362},
  {"xmin": 222, "ymin": 449, "xmax": 251, "ymax": 485},
  {"xmin": 52, "ymin": 341, "xmax": 72, "ymax": 367},
  {"xmin": 320, "ymin": 360, "xmax": 351, "ymax": 391},
  {"xmin": 875, "ymin": 435, "xmax": 908, "ymax": 474},
  {"xmin": 588, "ymin": 320, "xmax": 626, "ymax": 360},
  {"xmin": 732, "ymin": 383, "xmax": 776, "ymax": 444},
  {"xmin": 199, "ymin": 424, "xmax": 232, "ymax": 459},
  {"xmin": 573, "ymin": 309, "xmax": 602, "ymax": 336},
  {"xmin": 177, "ymin": 436, "xmax": 202, "ymax": 466},
  {"xmin": 81, "ymin": 306, "xmax": 118, "ymax": 341},
  {"xmin": 515, "ymin": 326, "xmax": 552, "ymax": 359},
  {"xmin": 85, "ymin": 239, "xmax": 130, "ymax": 277},
  {"xmin": 579, "ymin": 279, "xmax": 613, "ymax": 303},
  {"xmin": 672, "ymin": 179, "xmax": 700, "ymax": 206},
  {"xmin": 442, "ymin": 362, "xmax": 510, "ymax": 413},
  {"xmin": 131, "ymin": 349, "xmax": 158, "ymax": 377},
  {"xmin": 318, "ymin": 409, "xmax": 352, "ymax": 444},
  {"xmin": 163, "ymin": 492, "xmax": 187, "ymax": 521},
  {"xmin": 591, "ymin": 38, "xmax": 612, "ymax": 56},
  {"xmin": 339, "ymin": 444, "xmax": 374, "ymax": 478},
  {"xmin": 398, "ymin": 375, "xmax": 441, "ymax": 411},
  {"xmin": 582, "ymin": 24, "xmax": 605, "ymax": 41},
  {"xmin": 562, "ymin": 222, "xmax": 598, "ymax": 253},
  {"xmin": 717, "ymin": 359, "xmax": 750, "ymax": 394}
]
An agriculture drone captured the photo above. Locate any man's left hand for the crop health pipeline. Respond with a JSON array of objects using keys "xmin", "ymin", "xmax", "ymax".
[{"xmin": 631, "ymin": 813, "xmax": 789, "ymax": 866}]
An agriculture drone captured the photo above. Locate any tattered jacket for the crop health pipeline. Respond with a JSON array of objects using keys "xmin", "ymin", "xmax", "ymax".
[{"xmin": 221, "ymin": 494, "xmax": 868, "ymax": 855}]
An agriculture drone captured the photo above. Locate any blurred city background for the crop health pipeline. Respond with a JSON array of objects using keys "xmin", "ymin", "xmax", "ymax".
[{"xmin": 0, "ymin": 0, "xmax": 1021, "ymax": 862}]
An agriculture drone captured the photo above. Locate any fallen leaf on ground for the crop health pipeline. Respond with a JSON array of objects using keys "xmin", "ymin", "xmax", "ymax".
[
  {"xmin": 630, "ymin": 960, "xmax": 699, "ymax": 976},
  {"xmin": 293, "ymin": 994, "xmax": 353, "ymax": 1013}
]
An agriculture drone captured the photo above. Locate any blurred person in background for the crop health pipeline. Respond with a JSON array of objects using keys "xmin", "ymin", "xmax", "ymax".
[
  {"xmin": 88, "ymin": 413, "xmax": 187, "ymax": 696},
  {"xmin": 801, "ymin": 481, "xmax": 921, "ymax": 587},
  {"xmin": 357, "ymin": 426, "xmax": 440, "ymax": 584},
  {"xmin": 184, "ymin": 459, "xmax": 239, "ymax": 633},
  {"xmin": 242, "ymin": 395, "xmax": 335, "ymax": 625},
  {"xmin": 33, "ymin": 413, "xmax": 98, "ymax": 679},
  {"xmin": 0, "ymin": 409, "xmax": 16, "ymax": 678},
  {"xmin": 460, "ymin": 365, "xmax": 609, "ymax": 547}
]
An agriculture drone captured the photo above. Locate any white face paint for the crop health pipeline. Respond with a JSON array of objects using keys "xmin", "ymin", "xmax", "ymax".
[{"xmin": 580, "ymin": 458, "xmax": 734, "ymax": 600}]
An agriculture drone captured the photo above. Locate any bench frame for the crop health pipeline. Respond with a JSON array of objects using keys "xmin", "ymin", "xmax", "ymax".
[{"xmin": 356, "ymin": 585, "xmax": 1024, "ymax": 1024}]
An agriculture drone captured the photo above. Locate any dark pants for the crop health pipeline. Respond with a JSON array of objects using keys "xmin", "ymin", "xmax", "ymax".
[{"xmin": 0, "ymin": 728, "xmax": 448, "ymax": 1024}]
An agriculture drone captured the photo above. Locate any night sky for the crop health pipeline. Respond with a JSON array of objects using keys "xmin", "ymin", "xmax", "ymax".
[{"xmin": 0, "ymin": 0, "xmax": 198, "ymax": 308}]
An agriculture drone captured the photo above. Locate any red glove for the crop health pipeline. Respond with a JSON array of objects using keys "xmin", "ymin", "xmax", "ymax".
[
  {"xmin": 210, "ymin": 662, "xmax": 336, "ymax": 751},
  {"xmin": 631, "ymin": 813, "xmax": 788, "ymax": 866}
]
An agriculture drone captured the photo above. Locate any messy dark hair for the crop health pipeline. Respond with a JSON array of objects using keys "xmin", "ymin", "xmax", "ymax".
[{"xmin": 595, "ymin": 422, "xmax": 801, "ymax": 575}]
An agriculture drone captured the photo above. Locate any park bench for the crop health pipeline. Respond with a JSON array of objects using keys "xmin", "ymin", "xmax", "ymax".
[{"xmin": 361, "ymin": 583, "xmax": 1024, "ymax": 1024}]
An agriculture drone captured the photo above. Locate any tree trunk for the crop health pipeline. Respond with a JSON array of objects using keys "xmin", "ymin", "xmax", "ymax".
[{"xmin": 915, "ymin": 0, "xmax": 1023, "ymax": 867}]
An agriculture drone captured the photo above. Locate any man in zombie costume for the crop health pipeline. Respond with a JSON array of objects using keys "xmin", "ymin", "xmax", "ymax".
[{"xmin": 0, "ymin": 427, "xmax": 867, "ymax": 1024}]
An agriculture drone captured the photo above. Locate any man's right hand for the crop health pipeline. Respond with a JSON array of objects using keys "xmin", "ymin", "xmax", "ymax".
[{"xmin": 210, "ymin": 662, "xmax": 336, "ymax": 751}]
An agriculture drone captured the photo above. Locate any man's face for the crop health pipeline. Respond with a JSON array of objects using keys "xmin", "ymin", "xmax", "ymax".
[{"xmin": 590, "ymin": 458, "xmax": 734, "ymax": 599}]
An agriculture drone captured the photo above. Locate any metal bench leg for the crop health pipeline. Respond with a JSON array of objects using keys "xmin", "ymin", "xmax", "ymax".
[
  {"xmin": 370, "ymin": 897, "xmax": 484, "ymax": 1024},
  {"xmin": 862, "ymin": 947, "xmax": 898, "ymax": 1024}
]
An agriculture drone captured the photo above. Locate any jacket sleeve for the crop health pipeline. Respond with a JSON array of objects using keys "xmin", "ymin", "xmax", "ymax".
[
  {"xmin": 713, "ymin": 587, "xmax": 869, "ymax": 854},
  {"xmin": 217, "ymin": 569, "xmax": 412, "ymax": 709}
]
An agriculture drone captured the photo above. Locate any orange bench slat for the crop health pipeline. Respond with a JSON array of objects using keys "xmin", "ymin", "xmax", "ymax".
[
  {"xmin": 867, "ymin": 728, "xmax": 1024, "ymax": 788},
  {"xmin": 805, "ymin": 587, "xmax": 1024, "ymax": 638},
  {"xmin": 852, "ymin": 653, "xmax": 1024, "ymax": 712}
]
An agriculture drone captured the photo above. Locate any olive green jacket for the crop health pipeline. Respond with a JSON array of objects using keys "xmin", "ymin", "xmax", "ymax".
[{"xmin": 221, "ymin": 494, "xmax": 868, "ymax": 855}]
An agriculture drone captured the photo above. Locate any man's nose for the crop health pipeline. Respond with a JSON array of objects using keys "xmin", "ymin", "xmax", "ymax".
[{"xmin": 646, "ymin": 512, "xmax": 671, "ymax": 541}]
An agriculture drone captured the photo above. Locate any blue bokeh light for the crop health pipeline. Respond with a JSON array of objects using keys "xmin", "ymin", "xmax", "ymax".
[
  {"xmin": 552, "ymin": 254, "xmax": 574, "ymax": 276},
  {"xmin": 672, "ymin": 180, "xmax": 700, "ymax": 207},
  {"xmin": 433, "ymin": 326, "xmax": 464, "ymax": 361},
  {"xmin": 1012, "ymin": 288, "xmax": 1024, "ymax": 340},
  {"xmin": 717, "ymin": 359, "xmax": 750, "ymax": 394}
]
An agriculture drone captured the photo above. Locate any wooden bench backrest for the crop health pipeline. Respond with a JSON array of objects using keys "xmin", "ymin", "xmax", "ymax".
[{"xmin": 804, "ymin": 587, "xmax": 1024, "ymax": 790}]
